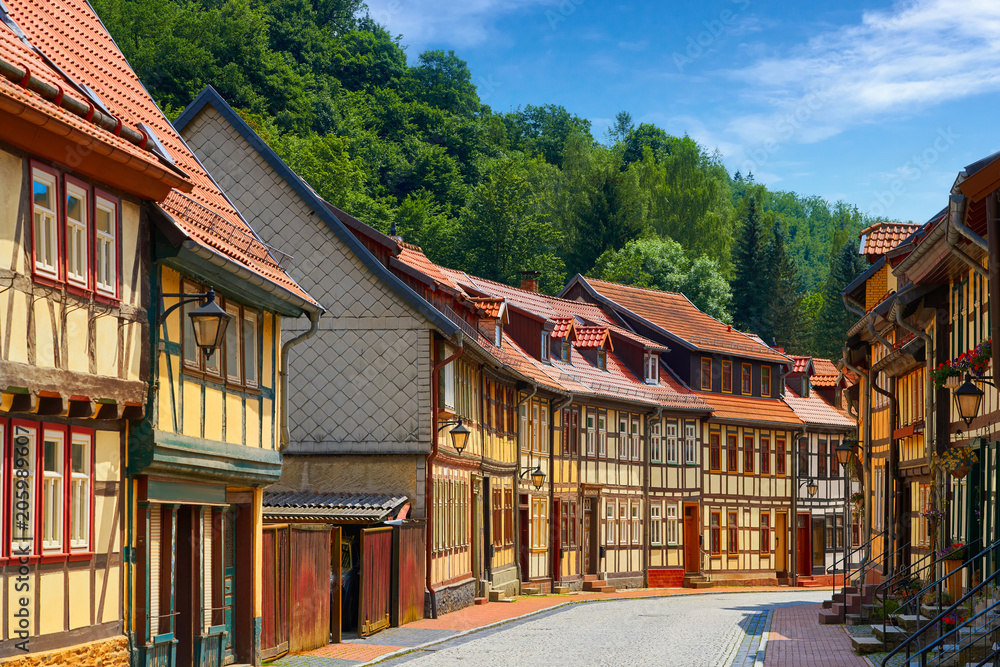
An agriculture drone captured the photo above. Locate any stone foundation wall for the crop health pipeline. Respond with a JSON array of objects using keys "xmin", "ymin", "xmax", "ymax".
[
  {"xmin": 426, "ymin": 579, "xmax": 475, "ymax": 617},
  {"xmin": 0, "ymin": 636, "xmax": 128, "ymax": 667},
  {"xmin": 607, "ymin": 575, "xmax": 643, "ymax": 590}
]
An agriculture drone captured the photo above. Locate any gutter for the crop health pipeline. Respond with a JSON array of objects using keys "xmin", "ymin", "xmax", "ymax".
[
  {"xmin": 867, "ymin": 319, "xmax": 893, "ymax": 351},
  {"xmin": 843, "ymin": 294, "xmax": 866, "ymax": 318},
  {"xmin": 513, "ymin": 382, "xmax": 538, "ymax": 589},
  {"xmin": 548, "ymin": 393, "xmax": 574, "ymax": 584},
  {"xmin": 945, "ymin": 194, "xmax": 988, "ymax": 278},
  {"xmin": 426, "ymin": 332, "xmax": 464, "ymax": 619},
  {"xmin": 279, "ymin": 310, "xmax": 320, "ymax": 451},
  {"xmin": 644, "ymin": 406, "xmax": 662, "ymax": 587}
]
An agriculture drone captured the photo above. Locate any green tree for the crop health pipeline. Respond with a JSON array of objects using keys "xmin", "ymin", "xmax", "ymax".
[
  {"xmin": 731, "ymin": 195, "xmax": 768, "ymax": 336},
  {"xmin": 406, "ymin": 50, "xmax": 480, "ymax": 117},
  {"xmin": 812, "ymin": 242, "xmax": 868, "ymax": 359},
  {"xmin": 502, "ymin": 104, "xmax": 593, "ymax": 168},
  {"xmin": 763, "ymin": 221, "xmax": 807, "ymax": 353},
  {"xmin": 591, "ymin": 238, "xmax": 731, "ymax": 322}
]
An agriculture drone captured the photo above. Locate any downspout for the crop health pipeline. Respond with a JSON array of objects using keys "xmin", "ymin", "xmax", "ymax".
[
  {"xmin": 843, "ymin": 295, "xmax": 867, "ymax": 318},
  {"xmin": 279, "ymin": 310, "xmax": 320, "ymax": 451},
  {"xmin": 513, "ymin": 382, "xmax": 537, "ymax": 589},
  {"xmin": 867, "ymin": 318, "xmax": 898, "ymax": 571},
  {"xmin": 842, "ymin": 349, "xmax": 873, "ymax": 568},
  {"xmin": 946, "ymin": 194, "xmax": 988, "ymax": 278},
  {"xmin": 644, "ymin": 406, "xmax": 663, "ymax": 588},
  {"xmin": 426, "ymin": 332, "xmax": 464, "ymax": 619},
  {"xmin": 549, "ymin": 393, "xmax": 574, "ymax": 584}
]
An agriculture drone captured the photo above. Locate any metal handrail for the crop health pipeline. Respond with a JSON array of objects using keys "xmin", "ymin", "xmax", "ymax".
[
  {"xmin": 868, "ymin": 540, "xmax": 912, "ymax": 626},
  {"xmin": 881, "ymin": 536, "xmax": 999, "ymax": 667},
  {"xmin": 827, "ymin": 529, "xmax": 886, "ymax": 599},
  {"xmin": 921, "ymin": 594, "xmax": 1000, "ymax": 667}
]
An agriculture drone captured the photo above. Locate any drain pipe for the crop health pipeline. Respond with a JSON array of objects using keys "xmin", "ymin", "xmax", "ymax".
[
  {"xmin": 279, "ymin": 310, "xmax": 320, "ymax": 451},
  {"xmin": 866, "ymin": 318, "xmax": 897, "ymax": 572},
  {"xmin": 842, "ymin": 349, "xmax": 873, "ymax": 568},
  {"xmin": 426, "ymin": 332, "xmax": 464, "ymax": 619},
  {"xmin": 548, "ymin": 393, "xmax": 574, "ymax": 584},
  {"xmin": 946, "ymin": 194, "xmax": 988, "ymax": 278},
  {"xmin": 513, "ymin": 382, "xmax": 537, "ymax": 590},
  {"xmin": 644, "ymin": 406, "xmax": 663, "ymax": 587}
]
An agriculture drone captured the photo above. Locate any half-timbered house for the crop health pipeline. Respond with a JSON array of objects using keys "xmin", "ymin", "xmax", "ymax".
[{"xmin": 562, "ymin": 276, "xmax": 802, "ymax": 585}]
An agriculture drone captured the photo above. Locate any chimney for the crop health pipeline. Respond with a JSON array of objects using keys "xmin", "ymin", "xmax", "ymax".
[{"xmin": 519, "ymin": 270, "xmax": 541, "ymax": 293}]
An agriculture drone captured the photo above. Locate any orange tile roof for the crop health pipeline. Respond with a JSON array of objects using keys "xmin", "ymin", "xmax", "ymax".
[
  {"xmin": 783, "ymin": 387, "xmax": 855, "ymax": 429},
  {"xmin": 702, "ymin": 393, "xmax": 803, "ymax": 427},
  {"xmin": 550, "ymin": 317, "xmax": 575, "ymax": 339},
  {"xmin": 859, "ymin": 222, "xmax": 921, "ymax": 257},
  {"xmin": 812, "ymin": 358, "xmax": 840, "ymax": 376},
  {"xmin": 581, "ymin": 277, "xmax": 791, "ymax": 364},
  {"xmin": 574, "ymin": 326, "xmax": 611, "ymax": 350},
  {"xmin": 791, "ymin": 356, "xmax": 812, "ymax": 373},
  {"xmin": 468, "ymin": 297, "xmax": 505, "ymax": 320},
  {"xmin": 394, "ymin": 243, "xmax": 465, "ymax": 295},
  {"xmin": 5, "ymin": 0, "xmax": 318, "ymax": 307}
]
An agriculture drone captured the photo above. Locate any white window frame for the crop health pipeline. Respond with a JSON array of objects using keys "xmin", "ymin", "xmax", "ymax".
[
  {"xmin": 32, "ymin": 168, "xmax": 59, "ymax": 279},
  {"xmin": 586, "ymin": 413, "xmax": 596, "ymax": 457},
  {"xmin": 540, "ymin": 405, "xmax": 548, "ymax": 454},
  {"xmin": 650, "ymin": 503, "xmax": 662, "ymax": 545},
  {"xmin": 540, "ymin": 331, "xmax": 549, "ymax": 361},
  {"xmin": 684, "ymin": 422, "xmax": 698, "ymax": 465},
  {"xmin": 442, "ymin": 344, "xmax": 456, "ymax": 412},
  {"xmin": 619, "ymin": 502, "xmax": 628, "ymax": 545},
  {"xmin": 495, "ymin": 323, "xmax": 502, "ymax": 348},
  {"xmin": 94, "ymin": 195, "xmax": 117, "ymax": 296},
  {"xmin": 11, "ymin": 423, "xmax": 35, "ymax": 553},
  {"xmin": 41, "ymin": 428, "xmax": 65, "ymax": 552},
  {"xmin": 242, "ymin": 310, "xmax": 259, "ymax": 389},
  {"xmin": 645, "ymin": 352, "xmax": 659, "ymax": 383},
  {"xmin": 598, "ymin": 415, "xmax": 607, "ymax": 457},
  {"xmin": 630, "ymin": 420, "xmax": 640, "ymax": 461},
  {"xmin": 606, "ymin": 501, "xmax": 615, "ymax": 545},
  {"xmin": 69, "ymin": 431, "xmax": 91, "ymax": 550},
  {"xmin": 65, "ymin": 182, "xmax": 89, "ymax": 288},
  {"xmin": 225, "ymin": 303, "xmax": 242, "ymax": 384},
  {"xmin": 631, "ymin": 502, "xmax": 640, "ymax": 544},
  {"xmin": 618, "ymin": 418, "xmax": 628, "ymax": 460},
  {"xmin": 650, "ymin": 420, "xmax": 662, "ymax": 464},
  {"xmin": 666, "ymin": 504, "xmax": 679, "ymax": 545},
  {"xmin": 665, "ymin": 421, "xmax": 678, "ymax": 465}
]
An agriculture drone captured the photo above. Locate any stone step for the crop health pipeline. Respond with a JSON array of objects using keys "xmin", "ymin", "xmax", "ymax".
[
  {"xmin": 488, "ymin": 589, "xmax": 507, "ymax": 602},
  {"xmin": 872, "ymin": 625, "xmax": 908, "ymax": 647},
  {"xmin": 583, "ymin": 574, "xmax": 600, "ymax": 582},
  {"xmin": 845, "ymin": 614, "xmax": 864, "ymax": 626},
  {"xmin": 822, "ymin": 600, "xmax": 833, "ymax": 609},
  {"xmin": 521, "ymin": 585, "xmax": 542, "ymax": 596},
  {"xmin": 553, "ymin": 584, "xmax": 572, "ymax": 594},
  {"xmin": 893, "ymin": 614, "xmax": 930, "ymax": 631},
  {"xmin": 474, "ymin": 597, "xmax": 488, "ymax": 605},
  {"xmin": 583, "ymin": 580, "xmax": 608, "ymax": 591},
  {"xmin": 586, "ymin": 584, "xmax": 616, "ymax": 593},
  {"xmin": 852, "ymin": 636, "xmax": 884, "ymax": 654},
  {"xmin": 819, "ymin": 609, "xmax": 844, "ymax": 625}
]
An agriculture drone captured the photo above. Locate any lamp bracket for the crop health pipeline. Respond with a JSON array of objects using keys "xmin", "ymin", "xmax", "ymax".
[
  {"xmin": 158, "ymin": 289, "xmax": 214, "ymax": 324},
  {"xmin": 438, "ymin": 418, "xmax": 463, "ymax": 432},
  {"xmin": 519, "ymin": 466, "xmax": 543, "ymax": 479},
  {"xmin": 971, "ymin": 375, "xmax": 998, "ymax": 389}
]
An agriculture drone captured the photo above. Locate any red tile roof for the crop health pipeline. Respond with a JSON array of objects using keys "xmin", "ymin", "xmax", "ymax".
[
  {"xmin": 783, "ymin": 387, "xmax": 855, "ymax": 428},
  {"xmin": 5, "ymin": 0, "xmax": 318, "ymax": 307},
  {"xmin": 859, "ymin": 222, "xmax": 921, "ymax": 258},
  {"xmin": 791, "ymin": 356, "xmax": 812, "ymax": 373},
  {"xmin": 703, "ymin": 393, "xmax": 803, "ymax": 427},
  {"xmin": 574, "ymin": 326, "xmax": 611, "ymax": 350},
  {"xmin": 550, "ymin": 317, "xmax": 575, "ymax": 340},
  {"xmin": 468, "ymin": 297, "xmax": 505, "ymax": 321},
  {"xmin": 393, "ymin": 243, "xmax": 465, "ymax": 295},
  {"xmin": 812, "ymin": 358, "xmax": 840, "ymax": 376},
  {"xmin": 582, "ymin": 278, "xmax": 791, "ymax": 364}
]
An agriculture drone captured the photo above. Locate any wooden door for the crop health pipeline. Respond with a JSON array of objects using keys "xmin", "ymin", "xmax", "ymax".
[
  {"xmin": 391, "ymin": 523, "xmax": 425, "ymax": 627},
  {"xmin": 583, "ymin": 499, "xmax": 592, "ymax": 574},
  {"xmin": 289, "ymin": 525, "xmax": 332, "ymax": 652},
  {"xmin": 223, "ymin": 511, "xmax": 235, "ymax": 664},
  {"xmin": 683, "ymin": 503, "xmax": 700, "ymax": 573},
  {"xmin": 472, "ymin": 478, "xmax": 483, "ymax": 593},
  {"xmin": 775, "ymin": 513, "xmax": 787, "ymax": 575},
  {"xmin": 330, "ymin": 526, "xmax": 342, "ymax": 644},
  {"xmin": 519, "ymin": 504, "xmax": 529, "ymax": 580},
  {"xmin": 796, "ymin": 513, "xmax": 811, "ymax": 576},
  {"xmin": 359, "ymin": 527, "xmax": 392, "ymax": 638},
  {"xmin": 261, "ymin": 525, "xmax": 290, "ymax": 660},
  {"xmin": 552, "ymin": 498, "xmax": 562, "ymax": 582}
]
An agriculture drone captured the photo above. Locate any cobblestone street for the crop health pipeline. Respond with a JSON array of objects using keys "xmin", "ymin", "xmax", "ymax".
[{"xmin": 305, "ymin": 589, "xmax": 829, "ymax": 667}]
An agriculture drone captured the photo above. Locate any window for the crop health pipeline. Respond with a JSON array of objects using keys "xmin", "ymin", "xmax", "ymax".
[
  {"xmin": 32, "ymin": 166, "xmax": 59, "ymax": 280},
  {"xmin": 495, "ymin": 323, "xmax": 502, "ymax": 348},
  {"xmin": 242, "ymin": 310, "xmax": 259, "ymax": 389},
  {"xmin": 776, "ymin": 438, "xmax": 787, "ymax": 475},
  {"xmin": 666, "ymin": 505, "xmax": 679, "ymax": 545},
  {"xmin": 598, "ymin": 415, "xmax": 607, "ymax": 458},
  {"xmin": 760, "ymin": 513, "xmax": 771, "ymax": 554},
  {"xmin": 631, "ymin": 420, "xmax": 640, "ymax": 461},
  {"xmin": 743, "ymin": 436, "xmax": 754, "ymax": 473},
  {"xmin": 65, "ymin": 180, "xmax": 89, "ymax": 287},
  {"xmin": 69, "ymin": 431, "xmax": 91, "ymax": 550},
  {"xmin": 530, "ymin": 404, "xmax": 539, "ymax": 453},
  {"xmin": 710, "ymin": 512, "xmax": 721, "ymax": 555},
  {"xmin": 11, "ymin": 422, "xmax": 36, "ymax": 553},
  {"xmin": 665, "ymin": 421, "xmax": 678, "ymax": 464},
  {"xmin": 631, "ymin": 502, "xmax": 640, "ymax": 544},
  {"xmin": 761, "ymin": 366, "xmax": 771, "ymax": 397},
  {"xmin": 492, "ymin": 488, "xmax": 503, "ymax": 547},
  {"xmin": 798, "ymin": 438, "xmax": 809, "ymax": 478},
  {"xmin": 504, "ymin": 490, "xmax": 514, "ymax": 545},
  {"xmin": 94, "ymin": 195, "xmax": 118, "ymax": 297},
  {"xmin": 741, "ymin": 364, "xmax": 752, "ymax": 394},
  {"xmin": 727, "ymin": 511, "xmax": 738, "ymax": 554},
  {"xmin": 650, "ymin": 503, "xmax": 662, "ymax": 545},
  {"xmin": 684, "ymin": 423, "xmax": 697, "ymax": 465},
  {"xmin": 606, "ymin": 502, "xmax": 616, "ymax": 545},
  {"xmin": 569, "ymin": 502, "xmax": 578, "ymax": 546},
  {"xmin": 700, "ymin": 358, "xmax": 712, "ymax": 390},
  {"xmin": 586, "ymin": 412, "xmax": 596, "ymax": 457},
  {"xmin": 561, "ymin": 502, "xmax": 569, "ymax": 546},
  {"xmin": 619, "ymin": 502, "xmax": 628, "ymax": 545},
  {"xmin": 830, "ymin": 437, "xmax": 839, "ymax": 478},
  {"xmin": 531, "ymin": 498, "xmax": 547, "ymax": 550},
  {"xmin": 41, "ymin": 429, "xmax": 65, "ymax": 551},
  {"xmin": 619, "ymin": 418, "xmax": 628, "ymax": 461},
  {"xmin": 540, "ymin": 332, "xmax": 549, "ymax": 361},
  {"xmin": 760, "ymin": 437, "xmax": 770, "ymax": 475},
  {"xmin": 225, "ymin": 303, "xmax": 242, "ymax": 384},
  {"xmin": 817, "ymin": 438, "xmax": 828, "ymax": 479},
  {"xmin": 597, "ymin": 347, "xmax": 607, "ymax": 370},
  {"xmin": 520, "ymin": 404, "xmax": 529, "ymax": 453},
  {"xmin": 181, "ymin": 283, "xmax": 262, "ymax": 387},
  {"xmin": 561, "ymin": 340, "xmax": 570, "ymax": 361},
  {"xmin": 539, "ymin": 405, "xmax": 548, "ymax": 454},
  {"xmin": 645, "ymin": 352, "xmax": 659, "ymax": 383},
  {"xmin": 727, "ymin": 433, "xmax": 738, "ymax": 472},
  {"xmin": 722, "ymin": 360, "xmax": 733, "ymax": 393},
  {"xmin": 709, "ymin": 433, "xmax": 721, "ymax": 471},
  {"xmin": 650, "ymin": 420, "xmax": 662, "ymax": 463}
]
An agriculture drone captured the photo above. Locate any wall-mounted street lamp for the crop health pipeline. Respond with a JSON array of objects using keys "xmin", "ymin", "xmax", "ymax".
[
  {"xmin": 836, "ymin": 439, "xmax": 857, "ymax": 467},
  {"xmin": 520, "ymin": 466, "xmax": 546, "ymax": 490},
  {"xmin": 160, "ymin": 287, "xmax": 231, "ymax": 359},
  {"xmin": 953, "ymin": 373, "xmax": 992, "ymax": 427},
  {"xmin": 799, "ymin": 478, "xmax": 818, "ymax": 497},
  {"xmin": 438, "ymin": 418, "xmax": 471, "ymax": 455}
]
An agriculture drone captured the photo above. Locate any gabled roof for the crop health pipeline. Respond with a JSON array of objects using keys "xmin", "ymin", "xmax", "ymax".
[
  {"xmin": 574, "ymin": 326, "xmax": 612, "ymax": 350},
  {"xmin": 790, "ymin": 356, "xmax": 813, "ymax": 374},
  {"xmin": 783, "ymin": 386, "xmax": 855, "ymax": 429},
  {"xmin": 5, "ymin": 2, "xmax": 319, "ymax": 311},
  {"xmin": 468, "ymin": 297, "xmax": 506, "ymax": 322},
  {"xmin": 859, "ymin": 222, "xmax": 922, "ymax": 258},
  {"xmin": 564, "ymin": 276, "xmax": 791, "ymax": 364},
  {"xmin": 174, "ymin": 86, "xmax": 458, "ymax": 332},
  {"xmin": 550, "ymin": 317, "xmax": 576, "ymax": 340}
]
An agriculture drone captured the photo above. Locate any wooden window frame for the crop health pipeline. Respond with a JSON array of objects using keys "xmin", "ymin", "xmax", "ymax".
[
  {"xmin": 761, "ymin": 366, "xmax": 771, "ymax": 397},
  {"xmin": 726, "ymin": 433, "xmax": 738, "ymax": 473},
  {"xmin": 597, "ymin": 347, "xmax": 607, "ymax": 370},
  {"xmin": 700, "ymin": 357, "xmax": 712, "ymax": 391},
  {"xmin": 665, "ymin": 504, "xmax": 678, "ymax": 546},
  {"xmin": 743, "ymin": 435, "xmax": 754, "ymax": 474},
  {"xmin": 709, "ymin": 432, "xmax": 721, "ymax": 471},
  {"xmin": 760, "ymin": 512, "xmax": 771, "ymax": 555},
  {"xmin": 727, "ymin": 511, "xmax": 738, "ymax": 556},
  {"xmin": 598, "ymin": 414, "xmax": 607, "ymax": 459},
  {"xmin": 760, "ymin": 436, "xmax": 770, "ymax": 476},
  {"xmin": 630, "ymin": 420, "xmax": 640, "ymax": 462},
  {"xmin": 503, "ymin": 489, "xmax": 514, "ymax": 545},
  {"xmin": 645, "ymin": 352, "xmax": 659, "ymax": 383},
  {"xmin": 606, "ymin": 501, "xmax": 616, "ymax": 546},
  {"xmin": 30, "ymin": 162, "xmax": 61, "ymax": 284},
  {"xmin": 63, "ymin": 176, "xmax": 91, "ymax": 292},
  {"xmin": 650, "ymin": 503, "xmax": 662, "ymax": 546},
  {"xmin": 650, "ymin": 420, "xmax": 662, "ymax": 464},
  {"xmin": 619, "ymin": 502, "xmax": 628, "ymax": 546},
  {"xmin": 586, "ymin": 412, "xmax": 596, "ymax": 458},
  {"xmin": 631, "ymin": 501, "xmax": 640, "ymax": 545},
  {"xmin": 242, "ymin": 308, "xmax": 260, "ymax": 390},
  {"xmin": 665, "ymin": 421, "xmax": 678, "ymax": 465},
  {"xmin": 741, "ymin": 363, "xmax": 752, "ymax": 395},
  {"xmin": 710, "ymin": 511, "xmax": 721, "ymax": 556},
  {"xmin": 561, "ymin": 339, "xmax": 570, "ymax": 362},
  {"xmin": 684, "ymin": 422, "xmax": 697, "ymax": 465},
  {"xmin": 618, "ymin": 418, "xmax": 628, "ymax": 461},
  {"xmin": 776, "ymin": 438, "xmax": 787, "ymax": 476},
  {"xmin": 93, "ymin": 190, "xmax": 120, "ymax": 300},
  {"xmin": 817, "ymin": 438, "xmax": 828, "ymax": 479},
  {"xmin": 721, "ymin": 360, "xmax": 733, "ymax": 393}
]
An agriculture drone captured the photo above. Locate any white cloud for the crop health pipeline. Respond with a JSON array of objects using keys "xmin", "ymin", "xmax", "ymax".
[
  {"xmin": 726, "ymin": 0, "xmax": 1000, "ymax": 145},
  {"xmin": 618, "ymin": 40, "xmax": 649, "ymax": 52},
  {"xmin": 364, "ymin": 0, "xmax": 557, "ymax": 50}
]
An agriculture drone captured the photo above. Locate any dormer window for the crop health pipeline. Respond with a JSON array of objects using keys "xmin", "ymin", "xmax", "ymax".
[
  {"xmin": 541, "ymin": 331, "xmax": 549, "ymax": 361},
  {"xmin": 597, "ymin": 348, "xmax": 607, "ymax": 370},
  {"xmin": 561, "ymin": 340, "xmax": 570, "ymax": 362},
  {"xmin": 495, "ymin": 322, "xmax": 502, "ymax": 348},
  {"xmin": 644, "ymin": 352, "xmax": 659, "ymax": 384}
]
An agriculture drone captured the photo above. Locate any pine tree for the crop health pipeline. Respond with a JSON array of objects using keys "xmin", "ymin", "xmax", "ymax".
[
  {"xmin": 765, "ymin": 221, "xmax": 806, "ymax": 352},
  {"xmin": 812, "ymin": 242, "xmax": 868, "ymax": 359},
  {"xmin": 731, "ymin": 196, "xmax": 767, "ymax": 336}
]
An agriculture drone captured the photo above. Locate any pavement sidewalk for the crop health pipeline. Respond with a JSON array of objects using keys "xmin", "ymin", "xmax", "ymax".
[
  {"xmin": 763, "ymin": 602, "xmax": 871, "ymax": 667},
  {"xmin": 269, "ymin": 585, "xmax": 853, "ymax": 667}
]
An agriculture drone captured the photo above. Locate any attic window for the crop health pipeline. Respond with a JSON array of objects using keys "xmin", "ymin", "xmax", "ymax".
[
  {"xmin": 645, "ymin": 352, "xmax": 659, "ymax": 384},
  {"xmin": 541, "ymin": 331, "xmax": 549, "ymax": 361},
  {"xmin": 561, "ymin": 340, "xmax": 570, "ymax": 362},
  {"xmin": 597, "ymin": 348, "xmax": 607, "ymax": 371},
  {"xmin": 495, "ymin": 322, "xmax": 502, "ymax": 348}
]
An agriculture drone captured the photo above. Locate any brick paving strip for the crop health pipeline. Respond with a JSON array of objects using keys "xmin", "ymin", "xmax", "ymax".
[
  {"xmin": 763, "ymin": 602, "xmax": 872, "ymax": 667},
  {"xmin": 270, "ymin": 586, "xmax": 797, "ymax": 666},
  {"xmin": 729, "ymin": 609, "xmax": 771, "ymax": 667}
]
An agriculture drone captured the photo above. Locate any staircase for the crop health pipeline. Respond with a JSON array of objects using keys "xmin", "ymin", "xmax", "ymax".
[
  {"xmin": 682, "ymin": 572, "xmax": 712, "ymax": 589},
  {"xmin": 797, "ymin": 576, "xmax": 824, "ymax": 588},
  {"xmin": 582, "ymin": 574, "xmax": 615, "ymax": 593}
]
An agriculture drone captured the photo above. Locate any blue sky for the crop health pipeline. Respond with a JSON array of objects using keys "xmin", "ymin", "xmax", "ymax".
[{"xmin": 364, "ymin": 0, "xmax": 1000, "ymax": 224}]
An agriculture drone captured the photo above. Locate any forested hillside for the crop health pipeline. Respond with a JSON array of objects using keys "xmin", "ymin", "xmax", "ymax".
[{"xmin": 92, "ymin": 0, "xmax": 884, "ymax": 357}]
